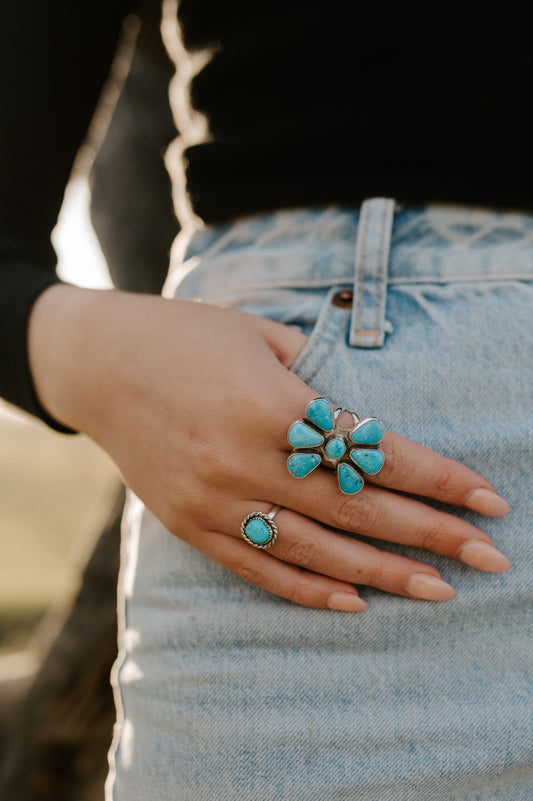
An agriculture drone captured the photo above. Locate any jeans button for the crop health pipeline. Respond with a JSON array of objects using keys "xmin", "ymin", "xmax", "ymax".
[{"xmin": 331, "ymin": 289, "xmax": 353, "ymax": 308}]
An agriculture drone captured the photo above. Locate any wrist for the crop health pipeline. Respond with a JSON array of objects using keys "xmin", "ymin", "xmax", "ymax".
[{"xmin": 28, "ymin": 283, "xmax": 119, "ymax": 435}]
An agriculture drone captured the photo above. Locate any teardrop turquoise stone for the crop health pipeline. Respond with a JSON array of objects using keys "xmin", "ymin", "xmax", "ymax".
[
  {"xmin": 288, "ymin": 421, "xmax": 324, "ymax": 448},
  {"xmin": 350, "ymin": 418, "xmax": 384, "ymax": 445},
  {"xmin": 287, "ymin": 452, "xmax": 321, "ymax": 478},
  {"xmin": 337, "ymin": 462, "xmax": 364, "ymax": 494},
  {"xmin": 350, "ymin": 448, "xmax": 384, "ymax": 475},
  {"xmin": 245, "ymin": 517, "xmax": 273, "ymax": 545},
  {"xmin": 325, "ymin": 437, "xmax": 346, "ymax": 459},
  {"xmin": 306, "ymin": 398, "xmax": 334, "ymax": 431}
]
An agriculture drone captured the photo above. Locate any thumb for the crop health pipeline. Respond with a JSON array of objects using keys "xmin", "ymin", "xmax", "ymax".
[{"xmin": 252, "ymin": 314, "xmax": 309, "ymax": 370}]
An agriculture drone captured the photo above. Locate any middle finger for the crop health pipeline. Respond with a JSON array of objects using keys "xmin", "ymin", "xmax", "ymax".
[{"xmin": 270, "ymin": 460, "xmax": 511, "ymax": 573}]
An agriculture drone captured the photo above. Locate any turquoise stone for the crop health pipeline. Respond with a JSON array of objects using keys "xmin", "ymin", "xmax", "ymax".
[
  {"xmin": 325, "ymin": 437, "xmax": 346, "ymax": 459},
  {"xmin": 288, "ymin": 421, "xmax": 324, "ymax": 448},
  {"xmin": 350, "ymin": 448, "xmax": 384, "ymax": 475},
  {"xmin": 337, "ymin": 462, "xmax": 364, "ymax": 494},
  {"xmin": 350, "ymin": 418, "xmax": 384, "ymax": 445},
  {"xmin": 306, "ymin": 398, "xmax": 334, "ymax": 431},
  {"xmin": 245, "ymin": 517, "xmax": 272, "ymax": 545},
  {"xmin": 287, "ymin": 452, "xmax": 321, "ymax": 478}
]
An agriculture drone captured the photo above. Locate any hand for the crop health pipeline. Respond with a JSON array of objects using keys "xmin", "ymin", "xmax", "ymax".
[{"xmin": 29, "ymin": 285, "xmax": 511, "ymax": 611}]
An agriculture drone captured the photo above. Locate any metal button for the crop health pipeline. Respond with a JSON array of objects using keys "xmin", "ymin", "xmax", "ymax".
[{"xmin": 331, "ymin": 289, "xmax": 353, "ymax": 309}]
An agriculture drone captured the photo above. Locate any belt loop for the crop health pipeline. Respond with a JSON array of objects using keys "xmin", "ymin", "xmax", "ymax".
[{"xmin": 349, "ymin": 197, "xmax": 396, "ymax": 348}]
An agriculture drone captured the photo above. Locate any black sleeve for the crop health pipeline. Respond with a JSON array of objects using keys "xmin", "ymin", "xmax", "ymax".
[{"xmin": 0, "ymin": 0, "xmax": 135, "ymax": 430}]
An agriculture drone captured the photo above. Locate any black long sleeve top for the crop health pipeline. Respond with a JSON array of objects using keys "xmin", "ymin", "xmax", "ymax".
[{"xmin": 1, "ymin": 0, "xmax": 532, "ymax": 428}]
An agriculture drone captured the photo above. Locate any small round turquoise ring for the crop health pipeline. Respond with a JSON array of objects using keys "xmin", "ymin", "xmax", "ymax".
[
  {"xmin": 241, "ymin": 505, "xmax": 281, "ymax": 549},
  {"xmin": 287, "ymin": 397, "xmax": 385, "ymax": 494}
]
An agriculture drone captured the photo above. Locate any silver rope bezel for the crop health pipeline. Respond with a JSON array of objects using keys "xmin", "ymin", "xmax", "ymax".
[{"xmin": 240, "ymin": 511, "xmax": 279, "ymax": 549}]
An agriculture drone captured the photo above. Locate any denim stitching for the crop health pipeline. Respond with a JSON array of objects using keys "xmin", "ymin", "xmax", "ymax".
[
  {"xmin": 354, "ymin": 200, "xmax": 370, "ymax": 345},
  {"xmin": 197, "ymin": 268, "xmax": 533, "ymax": 302},
  {"xmin": 292, "ymin": 299, "xmax": 337, "ymax": 376},
  {"xmin": 306, "ymin": 311, "xmax": 351, "ymax": 384},
  {"xmin": 356, "ymin": 203, "xmax": 389, "ymax": 343}
]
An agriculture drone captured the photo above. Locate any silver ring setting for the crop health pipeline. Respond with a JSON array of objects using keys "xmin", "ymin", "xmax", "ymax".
[
  {"xmin": 287, "ymin": 397, "xmax": 384, "ymax": 494},
  {"xmin": 241, "ymin": 505, "xmax": 281, "ymax": 549}
]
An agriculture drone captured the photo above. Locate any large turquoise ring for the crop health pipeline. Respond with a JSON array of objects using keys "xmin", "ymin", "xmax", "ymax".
[{"xmin": 287, "ymin": 397, "xmax": 385, "ymax": 495}]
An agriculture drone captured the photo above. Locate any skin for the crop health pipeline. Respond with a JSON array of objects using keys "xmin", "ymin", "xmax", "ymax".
[{"xmin": 28, "ymin": 284, "xmax": 511, "ymax": 612}]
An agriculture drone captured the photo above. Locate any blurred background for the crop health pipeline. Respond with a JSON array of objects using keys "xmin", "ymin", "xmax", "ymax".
[
  {"xmin": 0, "ymin": 176, "xmax": 121, "ymax": 671},
  {"xmin": 0, "ymin": 15, "xmax": 178, "ymax": 796}
]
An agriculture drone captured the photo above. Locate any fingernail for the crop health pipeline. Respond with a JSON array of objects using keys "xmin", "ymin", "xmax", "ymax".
[
  {"xmin": 405, "ymin": 573, "xmax": 456, "ymax": 601},
  {"xmin": 457, "ymin": 540, "xmax": 511, "ymax": 572},
  {"xmin": 465, "ymin": 488, "xmax": 510, "ymax": 516},
  {"xmin": 327, "ymin": 592, "xmax": 368, "ymax": 612}
]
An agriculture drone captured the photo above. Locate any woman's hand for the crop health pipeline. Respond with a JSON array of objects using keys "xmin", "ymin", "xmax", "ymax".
[{"xmin": 28, "ymin": 284, "xmax": 510, "ymax": 612}]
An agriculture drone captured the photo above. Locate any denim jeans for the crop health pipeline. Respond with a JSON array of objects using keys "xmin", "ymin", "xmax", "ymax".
[{"xmin": 107, "ymin": 200, "xmax": 533, "ymax": 800}]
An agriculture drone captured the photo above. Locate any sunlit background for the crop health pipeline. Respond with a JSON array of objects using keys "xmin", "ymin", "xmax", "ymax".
[{"xmin": 0, "ymin": 176, "xmax": 120, "ymax": 670}]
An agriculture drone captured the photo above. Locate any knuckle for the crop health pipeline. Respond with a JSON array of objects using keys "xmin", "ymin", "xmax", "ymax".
[
  {"xmin": 334, "ymin": 494, "xmax": 359, "ymax": 531},
  {"xmin": 175, "ymin": 485, "xmax": 213, "ymax": 529},
  {"xmin": 197, "ymin": 447, "xmax": 237, "ymax": 486},
  {"xmin": 350, "ymin": 551, "xmax": 391, "ymax": 589},
  {"xmin": 157, "ymin": 495, "xmax": 186, "ymax": 535},
  {"xmin": 432, "ymin": 459, "xmax": 458, "ymax": 497},
  {"xmin": 348, "ymin": 495, "xmax": 382, "ymax": 534},
  {"xmin": 237, "ymin": 559, "xmax": 266, "ymax": 588},
  {"xmin": 185, "ymin": 497, "xmax": 213, "ymax": 529},
  {"xmin": 166, "ymin": 483, "xmax": 226, "ymax": 534},
  {"xmin": 358, "ymin": 559, "xmax": 382, "ymax": 588},
  {"xmin": 282, "ymin": 536, "xmax": 317, "ymax": 567},
  {"xmin": 418, "ymin": 516, "xmax": 449, "ymax": 553},
  {"xmin": 380, "ymin": 436, "xmax": 404, "ymax": 481},
  {"xmin": 287, "ymin": 572, "xmax": 314, "ymax": 607}
]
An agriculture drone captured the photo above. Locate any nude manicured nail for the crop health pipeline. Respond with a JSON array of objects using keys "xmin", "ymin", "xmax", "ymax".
[
  {"xmin": 465, "ymin": 488, "xmax": 510, "ymax": 516},
  {"xmin": 457, "ymin": 540, "xmax": 511, "ymax": 572},
  {"xmin": 405, "ymin": 573, "xmax": 456, "ymax": 601},
  {"xmin": 327, "ymin": 593, "xmax": 368, "ymax": 612}
]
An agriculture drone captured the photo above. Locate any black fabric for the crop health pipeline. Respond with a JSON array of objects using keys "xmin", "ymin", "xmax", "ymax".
[
  {"xmin": 178, "ymin": 1, "xmax": 533, "ymax": 221},
  {"xmin": 0, "ymin": 0, "xmax": 133, "ymax": 427},
  {"xmin": 1, "ymin": 0, "xmax": 532, "ymax": 428},
  {"xmin": 89, "ymin": 22, "xmax": 179, "ymax": 296}
]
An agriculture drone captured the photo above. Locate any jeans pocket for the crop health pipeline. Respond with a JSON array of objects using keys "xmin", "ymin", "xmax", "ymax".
[
  {"xmin": 227, "ymin": 283, "xmax": 354, "ymax": 384},
  {"xmin": 288, "ymin": 286, "xmax": 353, "ymax": 385}
]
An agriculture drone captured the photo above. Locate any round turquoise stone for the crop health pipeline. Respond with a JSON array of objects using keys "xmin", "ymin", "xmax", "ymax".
[
  {"xmin": 244, "ymin": 517, "xmax": 273, "ymax": 545},
  {"xmin": 325, "ymin": 437, "xmax": 346, "ymax": 459}
]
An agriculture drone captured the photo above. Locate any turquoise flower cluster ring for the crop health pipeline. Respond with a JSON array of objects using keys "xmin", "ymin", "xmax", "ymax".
[{"xmin": 287, "ymin": 398, "xmax": 385, "ymax": 494}]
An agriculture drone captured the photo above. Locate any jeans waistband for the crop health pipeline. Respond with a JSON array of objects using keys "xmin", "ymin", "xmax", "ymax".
[{"xmin": 171, "ymin": 199, "xmax": 533, "ymax": 350}]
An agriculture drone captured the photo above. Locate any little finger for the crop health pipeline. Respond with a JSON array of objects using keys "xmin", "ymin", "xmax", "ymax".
[{"xmin": 191, "ymin": 526, "xmax": 368, "ymax": 611}]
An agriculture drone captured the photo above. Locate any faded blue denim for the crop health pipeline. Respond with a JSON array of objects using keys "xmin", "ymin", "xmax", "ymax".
[{"xmin": 108, "ymin": 201, "xmax": 533, "ymax": 800}]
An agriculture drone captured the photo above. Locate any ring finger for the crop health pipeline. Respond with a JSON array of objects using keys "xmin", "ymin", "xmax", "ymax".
[{"xmin": 207, "ymin": 502, "xmax": 457, "ymax": 602}]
